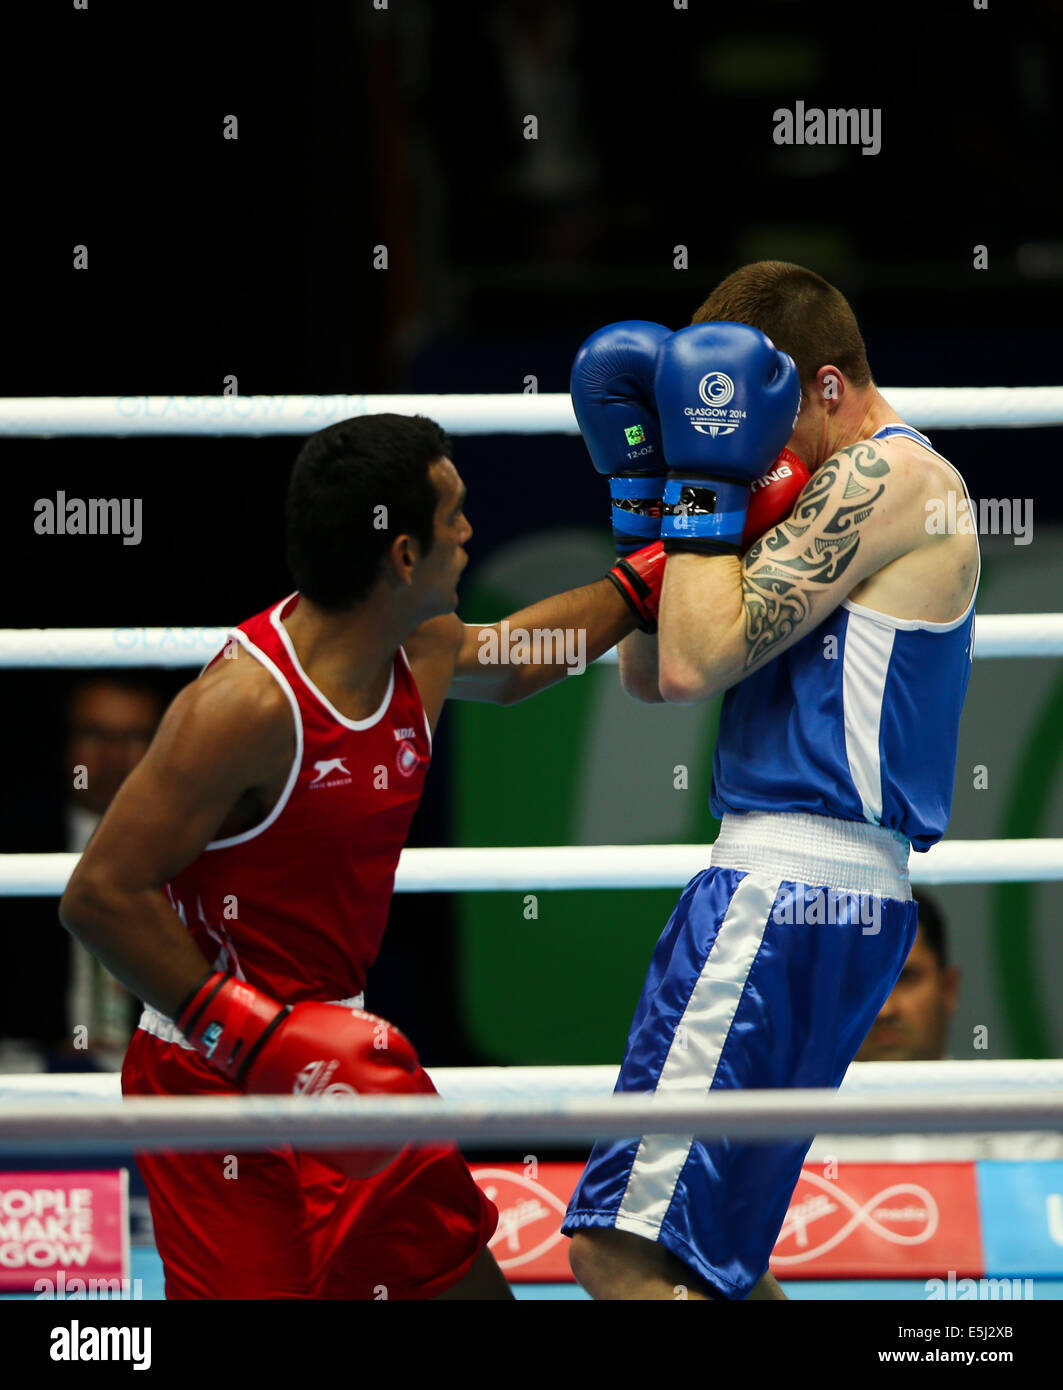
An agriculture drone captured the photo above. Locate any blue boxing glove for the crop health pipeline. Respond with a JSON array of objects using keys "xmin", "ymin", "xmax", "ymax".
[
  {"xmin": 570, "ymin": 320, "xmax": 672, "ymax": 555},
  {"xmin": 655, "ymin": 322, "xmax": 801, "ymax": 554}
]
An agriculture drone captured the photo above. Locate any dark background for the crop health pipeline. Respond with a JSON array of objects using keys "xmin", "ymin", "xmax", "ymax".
[{"xmin": 2, "ymin": 0, "xmax": 1061, "ymax": 1063}]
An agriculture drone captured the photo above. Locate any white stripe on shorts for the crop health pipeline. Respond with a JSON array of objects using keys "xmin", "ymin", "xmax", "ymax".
[{"xmin": 614, "ymin": 872, "xmax": 780, "ymax": 1240}]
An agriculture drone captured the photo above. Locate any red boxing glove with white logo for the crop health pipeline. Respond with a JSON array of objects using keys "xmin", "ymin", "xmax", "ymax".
[
  {"xmin": 742, "ymin": 447, "xmax": 810, "ymax": 549},
  {"xmin": 177, "ymin": 972, "xmax": 433, "ymax": 1178}
]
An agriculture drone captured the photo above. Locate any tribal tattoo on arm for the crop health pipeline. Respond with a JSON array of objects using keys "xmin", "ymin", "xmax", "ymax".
[{"xmin": 741, "ymin": 442, "xmax": 890, "ymax": 667}]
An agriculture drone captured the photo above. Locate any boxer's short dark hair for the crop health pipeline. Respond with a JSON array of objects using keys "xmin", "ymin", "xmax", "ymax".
[
  {"xmin": 913, "ymin": 888, "xmax": 949, "ymax": 968},
  {"xmin": 286, "ymin": 413, "xmax": 451, "ymax": 609},
  {"xmin": 691, "ymin": 261, "xmax": 872, "ymax": 395}
]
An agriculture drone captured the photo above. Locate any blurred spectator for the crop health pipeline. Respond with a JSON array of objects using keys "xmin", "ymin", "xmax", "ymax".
[
  {"xmin": 488, "ymin": 2, "xmax": 598, "ymax": 206},
  {"xmin": 0, "ymin": 676, "xmax": 164, "ymax": 1073},
  {"xmin": 426, "ymin": 0, "xmax": 605, "ymax": 273},
  {"xmin": 64, "ymin": 677, "xmax": 165, "ymax": 1069},
  {"xmin": 808, "ymin": 889, "xmax": 1063, "ymax": 1160},
  {"xmin": 855, "ymin": 890, "xmax": 959, "ymax": 1062}
]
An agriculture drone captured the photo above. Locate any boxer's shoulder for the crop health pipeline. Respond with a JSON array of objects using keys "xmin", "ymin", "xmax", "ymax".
[
  {"xmin": 832, "ymin": 428, "xmax": 924, "ymax": 476},
  {"xmin": 867, "ymin": 428, "xmax": 979, "ymax": 552},
  {"xmin": 196, "ymin": 642, "xmax": 290, "ymax": 715},
  {"xmin": 405, "ymin": 612, "xmax": 464, "ymax": 658},
  {"xmin": 840, "ymin": 428, "xmax": 978, "ymax": 621},
  {"xmin": 857, "ymin": 424, "xmax": 961, "ymax": 496},
  {"xmin": 816, "ymin": 428, "xmax": 959, "ymax": 522},
  {"xmin": 175, "ymin": 653, "xmax": 293, "ymax": 766},
  {"xmin": 403, "ymin": 613, "xmax": 464, "ymax": 726},
  {"xmin": 801, "ymin": 433, "xmax": 932, "ymax": 540}
]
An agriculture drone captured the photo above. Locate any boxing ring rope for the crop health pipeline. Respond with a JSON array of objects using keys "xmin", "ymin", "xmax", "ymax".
[
  {"xmin": 2, "ymin": 838, "xmax": 1062, "ymax": 898},
  {"xmin": 1, "ymin": 1087, "xmax": 1062, "ymax": 1157},
  {"xmin": 2, "ymin": 1061, "xmax": 1060, "ymax": 1156},
  {"xmin": 1, "ymin": 613, "xmax": 1060, "ymax": 667},
  {"xmin": 2, "ymin": 387, "xmax": 1063, "ymax": 436},
  {"xmin": 3, "ymin": 1059, "xmax": 1061, "ymax": 1103}
]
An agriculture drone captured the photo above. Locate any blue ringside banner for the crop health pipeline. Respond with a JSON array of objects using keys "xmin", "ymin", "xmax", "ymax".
[{"xmin": 976, "ymin": 1162, "xmax": 1063, "ymax": 1276}]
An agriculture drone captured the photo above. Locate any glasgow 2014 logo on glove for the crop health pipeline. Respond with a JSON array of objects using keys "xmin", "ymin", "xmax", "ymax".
[
  {"xmin": 699, "ymin": 372, "xmax": 735, "ymax": 407},
  {"xmin": 686, "ymin": 371, "xmax": 747, "ymax": 438}
]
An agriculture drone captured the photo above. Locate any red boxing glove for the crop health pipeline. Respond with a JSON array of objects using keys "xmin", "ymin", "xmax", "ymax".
[
  {"xmin": 742, "ymin": 447, "xmax": 809, "ymax": 549},
  {"xmin": 177, "ymin": 972, "xmax": 431, "ymax": 1178},
  {"xmin": 606, "ymin": 452, "xmax": 805, "ymax": 632},
  {"xmin": 606, "ymin": 540, "xmax": 665, "ymax": 633}
]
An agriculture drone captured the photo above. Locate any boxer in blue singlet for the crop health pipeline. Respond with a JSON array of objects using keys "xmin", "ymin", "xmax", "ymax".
[{"xmin": 562, "ymin": 261, "xmax": 980, "ymax": 1300}]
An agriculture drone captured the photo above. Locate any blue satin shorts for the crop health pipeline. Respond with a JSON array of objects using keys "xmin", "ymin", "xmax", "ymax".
[{"xmin": 561, "ymin": 866, "xmax": 917, "ymax": 1299}]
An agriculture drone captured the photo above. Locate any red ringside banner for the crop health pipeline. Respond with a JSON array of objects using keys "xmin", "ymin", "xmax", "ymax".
[
  {"xmin": 770, "ymin": 1162, "xmax": 983, "ymax": 1279},
  {"xmin": 471, "ymin": 1163, "xmax": 584, "ymax": 1281},
  {"xmin": 0, "ymin": 1170, "xmax": 130, "ymax": 1293},
  {"xmin": 471, "ymin": 1161, "xmax": 984, "ymax": 1283}
]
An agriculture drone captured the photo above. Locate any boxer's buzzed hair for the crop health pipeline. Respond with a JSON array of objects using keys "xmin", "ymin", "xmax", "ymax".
[
  {"xmin": 287, "ymin": 413, "xmax": 452, "ymax": 609},
  {"xmin": 692, "ymin": 261, "xmax": 872, "ymax": 394}
]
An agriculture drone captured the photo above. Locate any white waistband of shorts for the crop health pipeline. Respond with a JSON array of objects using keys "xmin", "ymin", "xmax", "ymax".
[
  {"xmin": 137, "ymin": 993, "xmax": 366, "ymax": 1052},
  {"xmin": 709, "ymin": 811, "xmax": 911, "ymax": 900}
]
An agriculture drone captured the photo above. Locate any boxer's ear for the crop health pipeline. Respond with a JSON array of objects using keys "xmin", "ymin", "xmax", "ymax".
[
  {"xmin": 817, "ymin": 365, "xmax": 845, "ymax": 406},
  {"xmin": 384, "ymin": 534, "xmax": 419, "ymax": 588}
]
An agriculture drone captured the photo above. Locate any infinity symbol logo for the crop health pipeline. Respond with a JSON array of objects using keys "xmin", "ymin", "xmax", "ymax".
[{"xmin": 773, "ymin": 1169, "xmax": 939, "ymax": 1265}]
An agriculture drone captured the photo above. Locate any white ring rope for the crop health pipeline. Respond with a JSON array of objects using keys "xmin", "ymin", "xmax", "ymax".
[
  {"xmin": 1, "ymin": 1059, "xmax": 1060, "ymax": 1104},
  {"xmin": 2, "ymin": 388, "xmax": 1063, "ymax": 436},
  {"xmin": 1, "ymin": 838, "xmax": 1061, "ymax": 897},
  {"xmin": 0, "ymin": 613, "xmax": 1061, "ymax": 668},
  {"xmin": 0, "ymin": 1089, "xmax": 1060, "ymax": 1157}
]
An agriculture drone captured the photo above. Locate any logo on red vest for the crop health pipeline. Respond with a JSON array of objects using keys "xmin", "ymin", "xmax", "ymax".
[
  {"xmin": 395, "ymin": 740, "xmax": 426, "ymax": 778},
  {"xmin": 309, "ymin": 758, "xmax": 352, "ymax": 789}
]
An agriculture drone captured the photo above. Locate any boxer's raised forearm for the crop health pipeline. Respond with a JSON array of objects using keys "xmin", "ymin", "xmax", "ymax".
[
  {"xmin": 453, "ymin": 578, "xmax": 636, "ymax": 704},
  {"xmin": 658, "ymin": 552, "xmax": 746, "ymax": 703},
  {"xmin": 618, "ymin": 630, "xmax": 665, "ymax": 703}
]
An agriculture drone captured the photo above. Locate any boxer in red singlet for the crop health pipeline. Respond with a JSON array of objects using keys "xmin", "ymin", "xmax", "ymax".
[
  {"xmin": 60, "ymin": 407, "xmax": 805, "ymax": 1300},
  {"xmin": 57, "ymin": 412, "xmax": 667, "ymax": 1300}
]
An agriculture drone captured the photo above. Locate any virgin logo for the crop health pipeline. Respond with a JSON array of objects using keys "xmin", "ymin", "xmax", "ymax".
[
  {"xmin": 474, "ymin": 1169, "xmax": 568, "ymax": 1271},
  {"xmin": 773, "ymin": 1170, "xmax": 939, "ymax": 1265}
]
